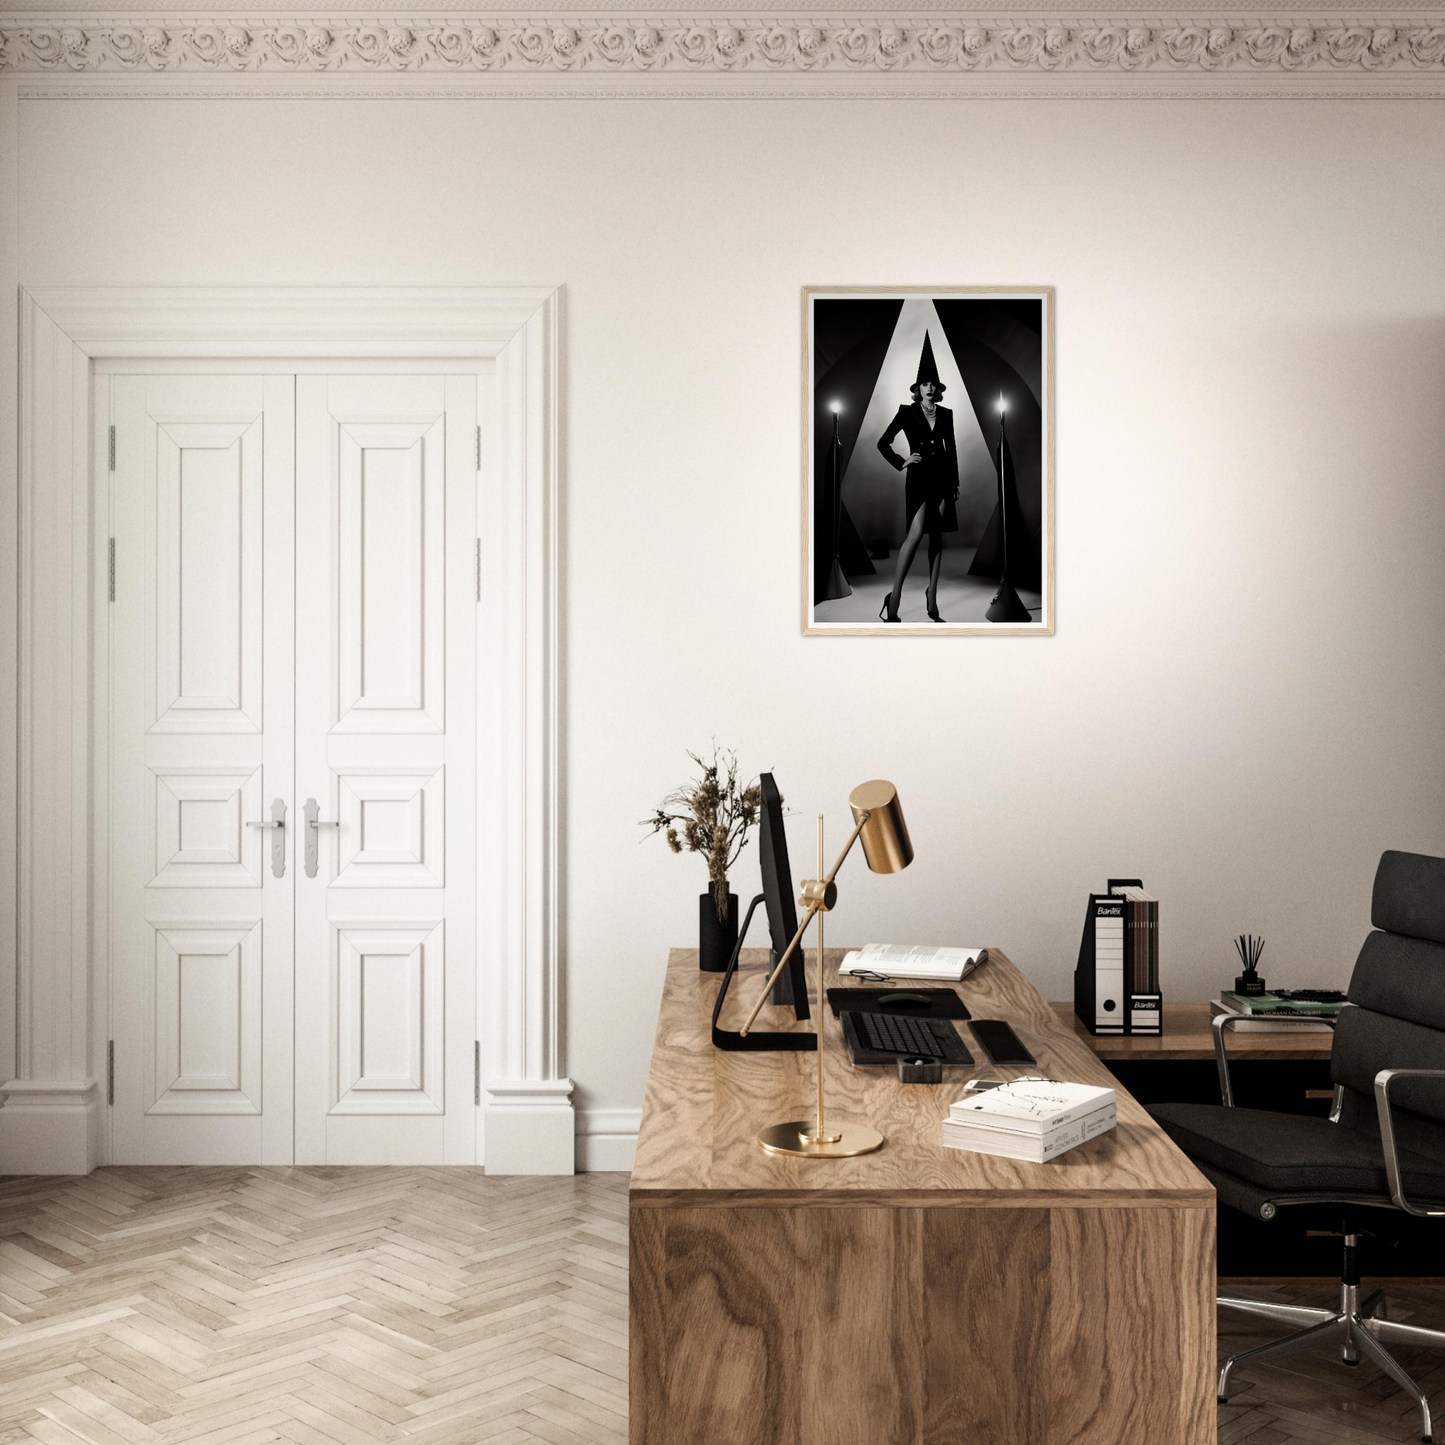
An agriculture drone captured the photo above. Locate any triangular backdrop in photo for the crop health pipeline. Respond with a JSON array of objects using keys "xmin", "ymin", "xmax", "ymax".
[{"xmin": 838, "ymin": 297, "xmax": 996, "ymax": 551}]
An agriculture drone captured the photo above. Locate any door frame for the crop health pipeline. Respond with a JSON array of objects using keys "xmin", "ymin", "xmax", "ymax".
[{"xmin": 3, "ymin": 286, "xmax": 571, "ymax": 1174}]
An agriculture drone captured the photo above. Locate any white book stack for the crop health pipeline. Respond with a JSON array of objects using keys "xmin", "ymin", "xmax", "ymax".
[{"xmin": 941, "ymin": 1079, "xmax": 1117, "ymax": 1164}]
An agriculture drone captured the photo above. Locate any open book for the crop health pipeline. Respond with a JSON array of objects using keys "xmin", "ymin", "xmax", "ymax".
[{"xmin": 839, "ymin": 943, "xmax": 987, "ymax": 982}]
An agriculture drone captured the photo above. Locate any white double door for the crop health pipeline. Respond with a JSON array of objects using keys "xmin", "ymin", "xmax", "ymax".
[{"xmin": 110, "ymin": 371, "xmax": 478, "ymax": 1164}]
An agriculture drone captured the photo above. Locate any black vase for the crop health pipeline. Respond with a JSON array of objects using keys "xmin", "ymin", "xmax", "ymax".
[{"xmin": 699, "ymin": 884, "xmax": 739, "ymax": 972}]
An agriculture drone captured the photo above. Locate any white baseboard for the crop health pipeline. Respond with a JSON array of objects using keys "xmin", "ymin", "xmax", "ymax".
[
  {"xmin": 576, "ymin": 1108, "xmax": 640, "ymax": 1173},
  {"xmin": 0, "ymin": 1077, "xmax": 637, "ymax": 1177},
  {"xmin": 0, "ymin": 1078, "xmax": 102, "ymax": 1175},
  {"xmin": 483, "ymin": 1078, "xmax": 575, "ymax": 1175}
]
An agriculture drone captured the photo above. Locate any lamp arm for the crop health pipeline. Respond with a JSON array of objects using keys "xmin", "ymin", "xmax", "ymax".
[
  {"xmin": 738, "ymin": 812, "xmax": 871, "ymax": 1037},
  {"xmin": 820, "ymin": 813, "xmax": 869, "ymax": 887},
  {"xmin": 737, "ymin": 902, "xmax": 820, "ymax": 1038}
]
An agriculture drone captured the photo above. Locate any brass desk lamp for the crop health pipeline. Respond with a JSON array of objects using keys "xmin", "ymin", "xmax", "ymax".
[{"xmin": 738, "ymin": 780, "xmax": 913, "ymax": 1158}]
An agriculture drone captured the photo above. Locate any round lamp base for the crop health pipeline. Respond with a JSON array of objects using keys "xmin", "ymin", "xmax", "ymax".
[{"xmin": 756, "ymin": 1119, "xmax": 885, "ymax": 1158}]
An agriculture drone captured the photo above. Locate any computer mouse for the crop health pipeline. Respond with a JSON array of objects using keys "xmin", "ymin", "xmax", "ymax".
[{"xmin": 879, "ymin": 992, "xmax": 932, "ymax": 1010}]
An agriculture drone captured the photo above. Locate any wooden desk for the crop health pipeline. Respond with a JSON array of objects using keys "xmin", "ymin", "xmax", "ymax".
[
  {"xmin": 1052, "ymin": 1000, "xmax": 1334, "ymax": 1061},
  {"xmin": 631, "ymin": 949, "xmax": 1215, "ymax": 1445}
]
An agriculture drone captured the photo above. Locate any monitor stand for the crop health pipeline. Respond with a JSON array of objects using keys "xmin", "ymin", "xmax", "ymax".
[{"xmin": 711, "ymin": 895, "xmax": 817, "ymax": 1052}]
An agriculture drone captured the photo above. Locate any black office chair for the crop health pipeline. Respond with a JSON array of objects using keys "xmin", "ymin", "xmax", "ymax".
[{"xmin": 1149, "ymin": 849, "xmax": 1445, "ymax": 1444}]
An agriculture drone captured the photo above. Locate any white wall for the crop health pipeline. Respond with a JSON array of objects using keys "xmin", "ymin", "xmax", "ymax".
[{"xmin": 16, "ymin": 95, "xmax": 1445, "ymax": 1151}]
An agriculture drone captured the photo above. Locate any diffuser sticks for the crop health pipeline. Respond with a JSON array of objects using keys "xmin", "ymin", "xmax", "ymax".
[{"xmin": 1234, "ymin": 934, "xmax": 1266, "ymax": 996}]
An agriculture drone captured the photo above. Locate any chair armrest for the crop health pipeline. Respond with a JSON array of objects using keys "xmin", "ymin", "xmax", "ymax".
[
  {"xmin": 1212, "ymin": 1011, "xmax": 1337, "ymax": 1108},
  {"xmin": 1374, "ymin": 1068, "xmax": 1445, "ymax": 1217}
]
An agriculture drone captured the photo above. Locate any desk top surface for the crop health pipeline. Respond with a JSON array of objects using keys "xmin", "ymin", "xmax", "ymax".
[
  {"xmin": 630, "ymin": 948, "xmax": 1213, "ymax": 1208},
  {"xmin": 1053, "ymin": 1000, "xmax": 1335, "ymax": 1061}
]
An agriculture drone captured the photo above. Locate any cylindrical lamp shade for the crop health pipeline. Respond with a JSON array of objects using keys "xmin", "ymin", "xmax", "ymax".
[{"xmin": 848, "ymin": 780, "xmax": 913, "ymax": 874}]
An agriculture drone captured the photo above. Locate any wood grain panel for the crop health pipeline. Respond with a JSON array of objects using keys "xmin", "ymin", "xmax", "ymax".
[
  {"xmin": 798, "ymin": 1208, "xmax": 922, "ymax": 1445},
  {"xmin": 661, "ymin": 1206, "xmax": 802, "ymax": 1445},
  {"xmin": 629, "ymin": 1201, "xmax": 666, "ymax": 1445},
  {"xmin": 1173, "ymin": 1206, "xmax": 1217, "ymax": 1445},
  {"xmin": 631, "ymin": 949, "xmax": 1212, "ymax": 1206},
  {"xmin": 922, "ymin": 1207, "xmax": 1050, "ymax": 1445},
  {"xmin": 1048, "ymin": 1206, "xmax": 1215, "ymax": 1445}
]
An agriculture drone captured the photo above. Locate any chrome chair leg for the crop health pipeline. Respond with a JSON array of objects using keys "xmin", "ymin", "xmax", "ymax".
[
  {"xmin": 1350, "ymin": 1318, "xmax": 1433, "ymax": 1442},
  {"xmin": 1365, "ymin": 1316, "xmax": 1445, "ymax": 1350},
  {"xmin": 1218, "ymin": 1314, "xmax": 1347, "ymax": 1401},
  {"xmin": 1341, "ymin": 1283, "xmax": 1361, "ymax": 1365},
  {"xmin": 1217, "ymin": 1296, "xmax": 1337, "ymax": 1328}
]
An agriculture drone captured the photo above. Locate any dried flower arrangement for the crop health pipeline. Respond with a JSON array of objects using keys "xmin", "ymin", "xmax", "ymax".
[{"xmin": 643, "ymin": 746, "xmax": 764, "ymax": 921}]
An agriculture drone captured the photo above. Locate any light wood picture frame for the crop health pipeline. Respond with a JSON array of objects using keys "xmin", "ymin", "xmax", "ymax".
[{"xmin": 803, "ymin": 285, "xmax": 1054, "ymax": 636}]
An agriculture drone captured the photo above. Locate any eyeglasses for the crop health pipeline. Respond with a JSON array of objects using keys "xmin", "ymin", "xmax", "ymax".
[{"xmin": 846, "ymin": 958, "xmax": 985, "ymax": 986}]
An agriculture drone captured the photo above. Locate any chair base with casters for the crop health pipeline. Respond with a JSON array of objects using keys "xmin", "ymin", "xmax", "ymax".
[{"xmin": 1217, "ymin": 1231, "xmax": 1443, "ymax": 1443}]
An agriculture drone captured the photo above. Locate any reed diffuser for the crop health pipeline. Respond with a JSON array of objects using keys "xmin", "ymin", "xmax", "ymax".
[{"xmin": 1234, "ymin": 934, "xmax": 1267, "ymax": 996}]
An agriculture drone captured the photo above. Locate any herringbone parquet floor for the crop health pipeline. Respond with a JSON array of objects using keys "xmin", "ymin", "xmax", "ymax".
[
  {"xmin": 3, "ymin": 1167, "xmax": 1445, "ymax": 1444},
  {"xmin": 0, "ymin": 1168, "xmax": 628, "ymax": 1445}
]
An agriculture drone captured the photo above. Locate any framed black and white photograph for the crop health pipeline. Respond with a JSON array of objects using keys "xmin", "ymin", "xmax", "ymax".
[{"xmin": 804, "ymin": 286, "xmax": 1054, "ymax": 635}]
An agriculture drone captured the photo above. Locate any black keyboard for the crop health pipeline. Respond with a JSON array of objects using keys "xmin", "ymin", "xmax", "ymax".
[{"xmin": 842, "ymin": 1010, "xmax": 974, "ymax": 1065}]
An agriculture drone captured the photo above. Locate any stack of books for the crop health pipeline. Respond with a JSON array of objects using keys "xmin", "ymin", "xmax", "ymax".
[
  {"xmin": 1210, "ymin": 990, "xmax": 1345, "ymax": 1033},
  {"xmin": 941, "ymin": 1079, "xmax": 1117, "ymax": 1163}
]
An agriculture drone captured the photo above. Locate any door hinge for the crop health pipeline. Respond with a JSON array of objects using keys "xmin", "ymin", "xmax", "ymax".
[
  {"xmin": 108, "ymin": 425, "xmax": 116, "ymax": 472},
  {"xmin": 107, "ymin": 1041, "xmax": 115, "ymax": 1105},
  {"xmin": 474, "ymin": 1041, "xmax": 481, "ymax": 1106},
  {"xmin": 108, "ymin": 538, "xmax": 116, "ymax": 602},
  {"xmin": 475, "ymin": 424, "xmax": 482, "ymax": 472},
  {"xmin": 475, "ymin": 539, "xmax": 481, "ymax": 603}
]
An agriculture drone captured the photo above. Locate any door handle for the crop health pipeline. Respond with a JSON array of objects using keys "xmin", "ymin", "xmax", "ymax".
[
  {"xmin": 246, "ymin": 797, "xmax": 288, "ymax": 879},
  {"xmin": 303, "ymin": 797, "xmax": 339, "ymax": 879}
]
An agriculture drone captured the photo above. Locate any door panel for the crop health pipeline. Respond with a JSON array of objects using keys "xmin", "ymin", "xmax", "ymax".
[
  {"xmin": 333, "ymin": 921, "xmax": 444, "ymax": 1113},
  {"xmin": 335, "ymin": 421, "xmax": 445, "ymax": 732},
  {"xmin": 294, "ymin": 375, "xmax": 476, "ymax": 1164},
  {"xmin": 148, "ymin": 921, "xmax": 262, "ymax": 1114},
  {"xmin": 110, "ymin": 375, "xmax": 295, "ymax": 1164},
  {"xmin": 152, "ymin": 422, "xmax": 264, "ymax": 731}
]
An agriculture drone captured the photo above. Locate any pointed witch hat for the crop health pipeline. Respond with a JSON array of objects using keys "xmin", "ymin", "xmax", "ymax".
[{"xmin": 915, "ymin": 331, "xmax": 942, "ymax": 389}]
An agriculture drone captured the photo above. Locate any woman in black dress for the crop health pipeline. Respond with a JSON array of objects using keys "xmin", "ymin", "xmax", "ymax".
[{"xmin": 875, "ymin": 334, "xmax": 959, "ymax": 623}]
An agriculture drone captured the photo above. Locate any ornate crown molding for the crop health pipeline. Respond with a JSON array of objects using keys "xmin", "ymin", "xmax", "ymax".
[{"xmin": 2, "ymin": 12, "xmax": 1444, "ymax": 84}]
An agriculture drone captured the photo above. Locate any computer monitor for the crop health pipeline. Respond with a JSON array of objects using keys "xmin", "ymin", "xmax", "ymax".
[
  {"xmin": 709, "ymin": 772, "xmax": 815, "ymax": 1051},
  {"xmin": 758, "ymin": 773, "xmax": 810, "ymax": 1020}
]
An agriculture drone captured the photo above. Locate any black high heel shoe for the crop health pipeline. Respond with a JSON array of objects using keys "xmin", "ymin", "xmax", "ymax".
[
  {"xmin": 926, "ymin": 597, "xmax": 945, "ymax": 623},
  {"xmin": 878, "ymin": 593, "xmax": 901, "ymax": 624}
]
